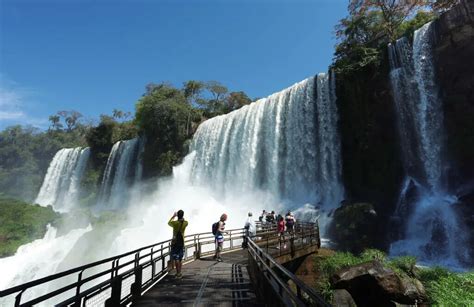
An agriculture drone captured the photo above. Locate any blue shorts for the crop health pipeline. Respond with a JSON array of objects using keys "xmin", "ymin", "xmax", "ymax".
[{"xmin": 171, "ymin": 245, "xmax": 184, "ymax": 261}]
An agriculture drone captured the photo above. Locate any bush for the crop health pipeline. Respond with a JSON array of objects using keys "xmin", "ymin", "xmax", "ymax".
[{"xmin": 0, "ymin": 195, "xmax": 62, "ymax": 257}]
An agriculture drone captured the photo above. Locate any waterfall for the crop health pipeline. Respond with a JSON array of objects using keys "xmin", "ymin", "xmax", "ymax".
[
  {"xmin": 35, "ymin": 147, "xmax": 90, "ymax": 212},
  {"xmin": 388, "ymin": 22, "xmax": 468, "ymax": 267},
  {"xmin": 97, "ymin": 137, "xmax": 144, "ymax": 208},
  {"xmin": 190, "ymin": 74, "xmax": 344, "ymax": 216}
]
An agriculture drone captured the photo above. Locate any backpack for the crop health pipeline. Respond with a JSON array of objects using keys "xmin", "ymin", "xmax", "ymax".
[
  {"xmin": 212, "ymin": 222, "xmax": 219, "ymax": 235},
  {"xmin": 172, "ymin": 221, "xmax": 184, "ymax": 248}
]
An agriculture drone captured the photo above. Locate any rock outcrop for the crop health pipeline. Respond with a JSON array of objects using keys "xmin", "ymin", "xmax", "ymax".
[
  {"xmin": 328, "ymin": 203, "xmax": 379, "ymax": 253},
  {"xmin": 331, "ymin": 261, "xmax": 427, "ymax": 306}
]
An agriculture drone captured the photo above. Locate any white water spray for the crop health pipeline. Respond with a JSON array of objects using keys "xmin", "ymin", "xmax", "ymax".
[{"xmin": 0, "ymin": 225, "xmax": 92, "ymax": 305}]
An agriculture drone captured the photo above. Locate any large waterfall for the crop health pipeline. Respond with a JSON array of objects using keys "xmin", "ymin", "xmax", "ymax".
[
  {"xmin": 97, "ymin": 137, "xmax": 144, "ymax": 209},
  {"xmin": 190, "ymin": 74, "xmax": 344, "ymax": 213},
  {"xmin": 388, "ymin": 22, "xmax": 468, "ymax": 267},
  {"xmin": 113, "ymin": 74, "xmax": 345, "ymax": 254},
  {"xmin": 35, "ymin": 147, "xmax": 90, "ymax": 212}
]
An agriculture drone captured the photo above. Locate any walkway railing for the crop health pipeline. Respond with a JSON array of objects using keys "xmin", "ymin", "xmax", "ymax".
[{"xmin": 0, "ymin": 221, "xmax": 324, "ymax": 306}]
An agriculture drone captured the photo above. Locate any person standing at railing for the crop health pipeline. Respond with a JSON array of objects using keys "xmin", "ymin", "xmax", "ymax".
[
  {"xmin": 168, "ymin": 210, "xmax": 188, "ymax": 279},
  {"xmin": 285, "ymin": 211, "xmax": 295, "ymax": 235},
  {"xmin": 243, "ymin": 212, "xmax": 256, "ymax": 248},
  {"xmin": 277, "ymin": 216, "xmax": 287, "ymax": 249},
  {"xmin": 213, "ymin": 213, "xmax": 227, "ymax": 262}
]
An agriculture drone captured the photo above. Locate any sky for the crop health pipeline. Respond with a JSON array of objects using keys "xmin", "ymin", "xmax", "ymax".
[{"xmin": 0, "ymin": 0, "xmax": 348, "ymax": 130}]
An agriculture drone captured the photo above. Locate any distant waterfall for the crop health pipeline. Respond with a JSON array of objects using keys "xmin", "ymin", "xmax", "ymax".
[
  {"xmin": 190, "ymin": 74, "xmax": 344, "ymax": 212},
  {"xmin": 388, "ymin": 22, "xmax": 468, "ymax": 266},
  {"xmin": 97, "ymin": 137, "xmax": 144, "ymax": 208},
  {"xmin": 35, "ymin": 147, "xmax": 90, "ymax": 212}
]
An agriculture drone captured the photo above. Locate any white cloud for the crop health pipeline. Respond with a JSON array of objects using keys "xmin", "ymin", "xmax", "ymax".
[
  {"xmin": 0, "ymin": 76, "xmax": 48, "ymax": 129},
  {"xmin": 0, "ymin": 110, "xmax": 26, "ymax": 120}
]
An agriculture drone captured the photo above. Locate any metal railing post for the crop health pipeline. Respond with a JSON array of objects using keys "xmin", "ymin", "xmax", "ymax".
[
  {"xmin": 14, "ymin": 290, "xmax": 24, "ymax": 307},
  {"xmin": 131, "ymin": 265, "xmax": 143, "ymax": 303},
  {"xmin": 104, "ymin": 276, "xmax": 122, "ymax": 307},
  {"xmin": 71, "ymin": 271, "xmax": 83, "ymax": 307}
]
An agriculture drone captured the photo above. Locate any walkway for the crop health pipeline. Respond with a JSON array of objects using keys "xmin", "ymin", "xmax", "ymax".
[
  {"xmin": 133, "ymin": 250, "xmax": 261, "ymax": 307},
  {"xmin": 0, "ymin": 222, "xmax": 326, "ymax": 306}
]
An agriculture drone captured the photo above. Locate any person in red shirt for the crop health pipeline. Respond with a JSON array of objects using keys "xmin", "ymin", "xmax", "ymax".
[{"xmin": 277, "ymin": 216, "xmax": 286, "ymax": 249}]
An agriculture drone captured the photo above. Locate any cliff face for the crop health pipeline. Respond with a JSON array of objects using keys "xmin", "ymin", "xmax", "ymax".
[
  {"xmin": 336, "ymin": 0, "xmax": 474, "ymax": 251},
  {"xmin": 434, "ymin": 0, "xmax": 474, "ymax": 191},
  {"xmin": 336, "ymin": 55, "xmax": 403, "ymax": 249},
  {"xmin": 435, "ymin": 0, "xmax": 474, "ymax": 260}
]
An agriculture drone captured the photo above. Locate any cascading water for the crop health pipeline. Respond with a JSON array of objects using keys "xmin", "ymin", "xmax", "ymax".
[
  {"xmin": 113, "ymin": 74, "xmax": 345, "ymax": 254},
  {"xmin": 35, "ymin": 147, "xmax": 90, "ymax": 212},
  {"xmin": 190, "ymin": 74, "xmax": 344, "ymax": 220},
  {"xmin": 97, "ymin": 137, "xmax": 144, "ymax": 209},
  {"xmin": 388, "ymin": 22, "xmax": 469, "ymax": 267}
]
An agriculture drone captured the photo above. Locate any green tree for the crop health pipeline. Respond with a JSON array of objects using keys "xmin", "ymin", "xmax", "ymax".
[
  {"xmin": 183, "ymin": 80, "xmax": 205, "ymax": 105},
  {"xmin": 348, "ymin": 0, "xmax": 426, "ymax": 41},
  {"xmin": 135, "ymin": 83, "xmax": 200, "ymax": 177},
  {"xmin": 48, "ymin": 115, "xmax": 62, "ymax": 130},
  {"xmin": 224, "ymin": 91, "xmax": 252, "ymax": 113}
]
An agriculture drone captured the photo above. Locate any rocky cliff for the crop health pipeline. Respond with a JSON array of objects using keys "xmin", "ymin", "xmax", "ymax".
[{"xmin": 335, "ymin": 0, "xmax": 474, "ymax": 252}]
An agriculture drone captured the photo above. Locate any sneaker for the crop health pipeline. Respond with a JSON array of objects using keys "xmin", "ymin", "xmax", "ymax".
[
  {"xmin": 217, "ymin": 257, "xmax": 223, "ymax": 262},
  {"xmin": 175, "ymin": 273, "xmax": 182, "ymax": 279}
]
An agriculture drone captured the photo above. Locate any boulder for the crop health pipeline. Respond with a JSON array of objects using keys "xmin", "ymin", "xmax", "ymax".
[
  {"xmin": 331, "ymin": 289, "xmax": 357, "ymax": 307},
  {"xmin": 331, "ymin": 261, "xmax": 427, "ymax": 306},
  {"xmin": 327, "ymin": 203, "xmax": 379, "ymax": 253}
]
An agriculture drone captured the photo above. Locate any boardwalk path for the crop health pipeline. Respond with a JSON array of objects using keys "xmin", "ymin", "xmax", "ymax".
[{"xmin": 133, "ymin": 250, "xmax": 262, "ymax": 307}]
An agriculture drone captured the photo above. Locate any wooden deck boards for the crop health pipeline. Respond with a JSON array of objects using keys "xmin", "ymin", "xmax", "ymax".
[{"xmin": 132, "ymin": 249, "xmax": 263, "ymax": 307}]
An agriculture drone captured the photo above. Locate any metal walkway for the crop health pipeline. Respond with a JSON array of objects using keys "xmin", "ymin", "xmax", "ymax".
[
  {"xmin": 0, "ymin": 222, "xmax": 328, "ymax": 307},
  {"xmin": 133, "ymin": 250, "xmax": 260, "ymax": 307}
]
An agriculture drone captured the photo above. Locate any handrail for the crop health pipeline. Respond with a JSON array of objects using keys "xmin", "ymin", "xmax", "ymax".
[
  {"xmin": 0, "ymin": 221, "xmax": 322, "ymax": 306},
  {"xmin": 247, "ymin": 223, "xmax": 329, "ymax": 307}
]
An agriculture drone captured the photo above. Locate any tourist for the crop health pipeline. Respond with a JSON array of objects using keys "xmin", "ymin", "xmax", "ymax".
[
  {"xmin": 277, "ymin": 215, "xmax": 286, "ymax": 249},
  {"xmin": 168, "ymin": 210, "xmax": 188, "ymax": 279},
  {"xmin": 285, "ymin": 211, "xmax": 295, "ymax": 234},
  {"xmin": 259, "ymin": 210, "xmax": 266, "ymax": 222},
  {"xmin": 214, "ymin": 213, "xmax": 227, "ymax": 262},
  {"xmin": 265, "ymin": 210, "xmax": 275, "ymax": 224},
  {"xmin": 243, "ymin": 212, "xmax": 256, "ymax": 248}
]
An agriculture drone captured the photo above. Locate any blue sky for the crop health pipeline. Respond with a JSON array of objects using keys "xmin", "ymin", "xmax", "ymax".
[{"xmin": 0, "ymin": 0, "xmax": 348, "ymax": 130}]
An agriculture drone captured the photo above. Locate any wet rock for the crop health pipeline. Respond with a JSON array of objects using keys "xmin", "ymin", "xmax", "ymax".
[
  {"xmin": 331, "ymin": 261, "xmax": 427, "ymax": 306},
  {"xmin": 331, "ymin": 289, "xmax": 356, "ymax": 307},
  {"xmin": 328, "ymin": 203, "xmax": 378, "ymax": 253}
]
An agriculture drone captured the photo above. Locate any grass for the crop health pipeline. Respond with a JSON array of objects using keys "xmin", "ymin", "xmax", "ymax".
[{"xmin": 418, "ymin": 267, "xmax": 474, "ymax": 306}]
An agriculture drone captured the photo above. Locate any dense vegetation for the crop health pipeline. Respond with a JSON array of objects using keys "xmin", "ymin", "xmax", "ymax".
[
  {"xmin": 0, "ymin": 80, "xmax": 252, "ymax": 205},
  {"xmin": 333, "ymin": 0, "xmax": 459, "ymax": 75},
  {"xmin": 0, "ymin": 122, "xmax": 88, "ymax": 201},
  {"xmin": 0, "ymin": 195, "xmax": 62, "ymax": 257},
  {"xmin": 314, "ymin": 249, "xmax": 474, "ymax": 305}
]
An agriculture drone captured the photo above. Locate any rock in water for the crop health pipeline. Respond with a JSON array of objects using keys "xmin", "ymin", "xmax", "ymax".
[{"xmin": 331, "ymin": 260, "xmax": 427, "ymax": 306}]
